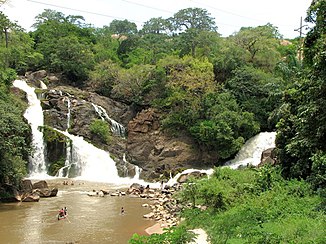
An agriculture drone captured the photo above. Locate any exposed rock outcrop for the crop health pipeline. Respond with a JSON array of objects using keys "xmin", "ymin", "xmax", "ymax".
[
  {"xmin": 127, "ymin": 108, "xmax": 217, "ymax": 180},
  {"xmin": 259, "ymin": 147, "xmax": 277, "ymax": 166},
  {"xmin": 22, "ymin": 71, "xmax": 217, "ymax": 181},
  {"xmin": 39, "ymin": 84, "xmax": 135, "ymax": 178},
  {"xmin": 0, "ymin": 180, "xmax": 58, "ymax": 203}
]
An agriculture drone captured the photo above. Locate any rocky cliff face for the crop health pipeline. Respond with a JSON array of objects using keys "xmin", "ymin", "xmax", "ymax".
[
  {"xmin": 127, "ymin": 108, "xmax": 217, "ymax": 180},
  {"xmin": 24, "ymin": 70, "xmax": 217, "ymax": 181}
]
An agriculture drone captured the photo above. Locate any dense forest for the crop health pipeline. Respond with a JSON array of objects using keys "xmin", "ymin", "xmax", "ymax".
[{"xmin": 0, "ymin": 0, "xmax": 325, "ymax": 242}]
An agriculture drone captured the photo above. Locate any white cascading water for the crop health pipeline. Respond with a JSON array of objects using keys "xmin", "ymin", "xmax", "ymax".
[
  {"xmin": 13, "ymin": 80, "xmax": 48, "ymax": 178},
  {"xmin": 225, "ymin": 132, "xmax": 276, "ymax": 169},
  {"xmin": 63, "ymin": 97, "xmax": 71, "ymax": 130},
  {"xmin": 56, "ymin": 129, "xmax": 122, "ymax": 182},
  {"xmin": 92, "ymin": 103, "xmax": 126, "ymax": 137},
  {"xmin": 56, "ymin": 96, "xmax": 72, "ymax": 178},
  {"xmin": 166, "ymin": 132, "xmax": 276, "ymax": 185},
  {"xmin": 14, "ymin": 81, "xmax": 144, "ymax": 184},
  {"xmin": 13, "ymin": 79, "xmax": 276, "ymax": 186}
]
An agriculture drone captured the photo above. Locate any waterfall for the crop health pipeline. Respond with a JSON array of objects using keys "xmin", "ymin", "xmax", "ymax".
[
  {"xmin": 64, "ymin": 97, "xmax": 71, "ymax": 130},
  {"xmin": 133, "ymin": 165, "xmax": 142, "ymax": 180},
  {"xmin": 55, "ymin": 129, "xmax": 122, "ymax": 182},
  {"xmin": 13, "ymin": 80, "xmax": 48, "ymax": 178},
  {"xmin": 39, "ymin": 80, "xmax": 47, "ymax": 89},
  {"xmin": 225, "ymin": 132, "xmax": 276, "ymax": 169},
  {"xmin": 166, "ymin": 132, "xmax": 276, "ymax": 185},
  {"xmin": 14, "ymin": 80, "xmax": 144, "ymax": 184},
  {"xmin": 92, "ymin": 103, "xmax": 126, "ymax": 137}
]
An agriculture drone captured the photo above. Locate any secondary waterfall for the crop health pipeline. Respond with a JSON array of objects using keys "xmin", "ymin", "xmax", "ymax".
[
  {"xmin": 56, "ymin": 129, "xmax": 122, "ymax": 182},
  {"xmin": 13, "ymin": 80, "xmax": 47, "ymax": 178},
  {"xmin": 167, "ymin": 132, "xmax": 276, "ymax": 185},
  {"xmin": 92, "ymin": 103, "xmax": 126, "ymax": 137},
  {"xmin": 225, "ymin": 132, "xmax": 276, "ymax": 169}
]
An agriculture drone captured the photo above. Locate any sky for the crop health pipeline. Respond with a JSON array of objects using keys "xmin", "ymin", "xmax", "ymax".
[{"xmin": 1, "ymin": 0, "xmax": 312, "ymax": 39}]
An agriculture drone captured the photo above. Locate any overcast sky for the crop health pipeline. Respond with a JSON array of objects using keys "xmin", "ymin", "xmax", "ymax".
[{"xmin": 1, "ymin": 0, "xmax": 312, "ymax": 39}]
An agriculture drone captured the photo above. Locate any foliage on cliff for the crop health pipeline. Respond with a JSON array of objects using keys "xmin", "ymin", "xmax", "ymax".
[{"xmin": 0, "ymin": 68, "xmax": 31, "ymax": 186}]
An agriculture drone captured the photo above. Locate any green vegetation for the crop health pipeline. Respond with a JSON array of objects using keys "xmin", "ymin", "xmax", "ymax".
[
  {"xmin": 129, "ymin": 226, "xmax": 194, "ymax": 244},
  {"xmin": 0, "ymin": 68, "xmax": 31, "ymax": 186},
  {"xmin": 178, "ymin": 167, "xmax": 325, "ymax": 244},
  {"xmin": 0, "ymin": 1, "xmax": 325, "ymax": 242},
  {"xmin": 129, "ymin": 167, "xmax": 325, "ymax": 243},
  {"xmin": 89, "ymin": 119, "xmax": 112, "ymax": 144}
]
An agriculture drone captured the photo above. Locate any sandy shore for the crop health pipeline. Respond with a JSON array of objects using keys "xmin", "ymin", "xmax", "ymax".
[{"xmin": 145, "ymin": 223, "xmax": 164, "ymax": 235}]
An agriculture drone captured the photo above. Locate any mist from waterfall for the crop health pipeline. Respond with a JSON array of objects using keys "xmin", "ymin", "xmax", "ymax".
[{"xmin": 13, "ymin": 80, "xmax": 48, "ymax": 178}]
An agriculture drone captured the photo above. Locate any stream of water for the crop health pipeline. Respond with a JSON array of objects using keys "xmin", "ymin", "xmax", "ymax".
[{"xmin": 0, "ymin": 180, "xmax": 155, "ymax": 244}]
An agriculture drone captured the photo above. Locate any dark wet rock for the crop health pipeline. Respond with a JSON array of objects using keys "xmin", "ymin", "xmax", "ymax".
[
  {"xmin": 20, "ymin": 179, "xmax": 33, "ymax": 193},
  {"xmin": 32, "ymin": 180, "xmax": 48, "ymax": 189}
]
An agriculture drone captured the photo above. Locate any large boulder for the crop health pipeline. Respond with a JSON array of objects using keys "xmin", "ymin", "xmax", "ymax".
[
  {"xmin": 259, "ymin": 148, "xmax": 276, "ymax": 167},
  {"xmin": 22, "ymin": 193, "xmax": 40, "ymax": 202},
  {"xmin": 32, "ymin": 180, "xmax": 48, "ymax": 189},
  {"xmin": 177, "ymin": 171, "xmax": 207, "ymax": 183},
  {"xmin": 33, "ymin": 188, "xmax": 58, "ymax": 197},
  {"xmin": 20, "ymin": 179, "xmax": 33, "ymax": 193},
  {"xmin": 32, "ymin": 180, "xmax": 58, "ymax": 198}
]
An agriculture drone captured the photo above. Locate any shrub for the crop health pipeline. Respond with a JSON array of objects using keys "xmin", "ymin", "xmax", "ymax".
[{"xmin": 89, "ymin": 119, "xmax": 112, "ymax": 144}]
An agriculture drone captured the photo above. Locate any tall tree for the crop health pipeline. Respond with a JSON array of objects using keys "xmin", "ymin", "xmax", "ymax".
[
  {"xmin": 141, "ymin": 17, "xmax": 172, "ymax": 34},
  {"xmin": 276, "ymin": 0, "xmax": 326, "ymax": 183},
  {"xmin": 231, "ymin": 24, "xmax": 282, "ymax": 71},
  {"xmin": 170, "ymin": 8, "xmax": 217, "ymax": 32},
  {"xmin": 108, "ymin": 19, "xmax": 137, "ymax": 39},
  {"xmin": 170, "ymin": 8, "xmax": 218, "ymax": 57},
  {"xmin": 32, "ymin": 10, "xmax": 95, "ymax": 84}
]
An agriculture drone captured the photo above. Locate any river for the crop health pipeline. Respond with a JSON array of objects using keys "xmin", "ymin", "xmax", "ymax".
[{"xmin": 0, "ymin": 179, "xmax": 155, "ymax": 244}]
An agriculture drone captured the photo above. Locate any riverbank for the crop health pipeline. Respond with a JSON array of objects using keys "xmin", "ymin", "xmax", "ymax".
[{"xmin": 145, "ymin": 223, "xmax": 164, "ymax": 235}]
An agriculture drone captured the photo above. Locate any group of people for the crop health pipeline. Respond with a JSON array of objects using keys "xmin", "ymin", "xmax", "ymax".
[{"xmin": 58, "ymin": 207, "xmax": 68, "ymax": 220}]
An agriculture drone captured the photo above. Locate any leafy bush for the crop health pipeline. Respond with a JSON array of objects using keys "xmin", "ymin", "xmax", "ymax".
[
  {"xmin": 129, "ymin": 226, "xmax": 194, "ymax": 244},
  {"xmin": 89, "ymin": 119, "xmax": 112, "ymax": 144},
  {"xmin": 178, "ymin": 167, "xmax": 325, "ymax": 243}
]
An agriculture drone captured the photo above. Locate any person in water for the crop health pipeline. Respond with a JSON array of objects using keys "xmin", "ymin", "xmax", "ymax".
[
  {"xmin": 121, "ymin": 207, "xmax": 125, "ymax": 215},
  {"xmin": 64, "ymin": 207, "xmax": 68, "ymax": 215},
  {"xmin": 58, "ymin": 208, "xmax": 65, "ymax": 220}
]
